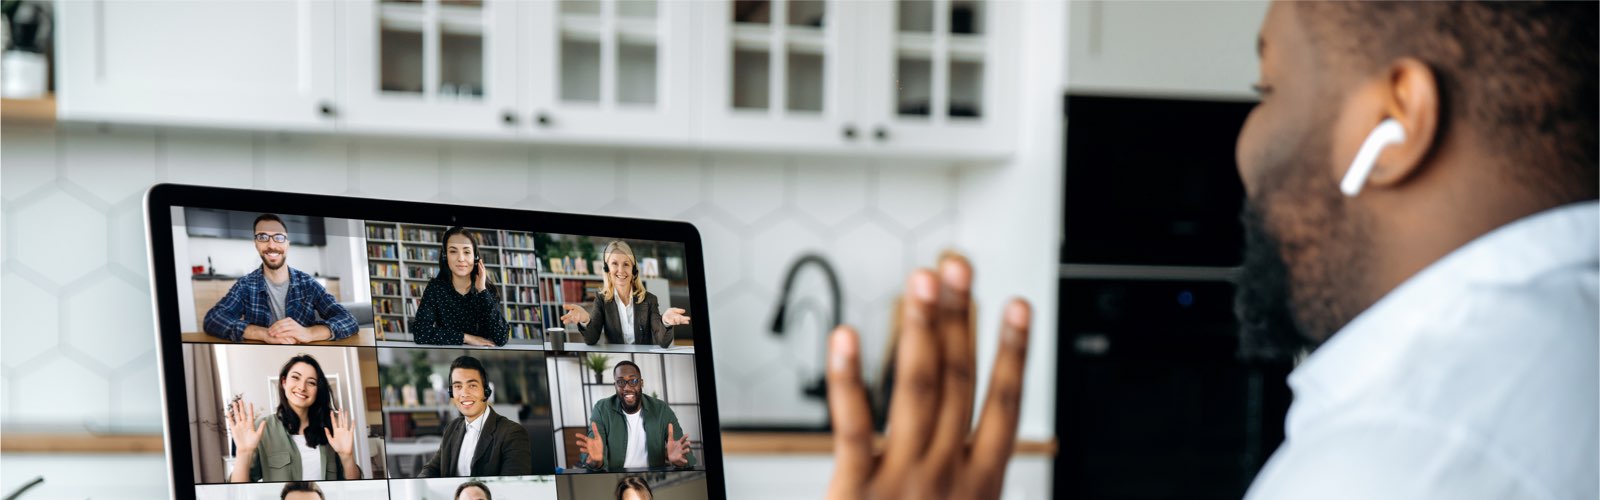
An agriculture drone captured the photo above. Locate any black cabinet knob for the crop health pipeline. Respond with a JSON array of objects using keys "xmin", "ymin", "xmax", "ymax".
[
  {"xmin": 535, "ymin": 112, "xmax": 552, "ymax": 126},
  {"xmin": 318, "ymin": 102, "xmax": 336, "ymax": 118},
  {"xmin": 843, "ymin": 124, "xmax": 857, "ymax": 140},
  {"xmin": 874, "ymin": 126, "xmax": 889, "ymax": 141},
  {"xmin": 502, "ymin": 111, "xmax": 518, "ymax": 125}
]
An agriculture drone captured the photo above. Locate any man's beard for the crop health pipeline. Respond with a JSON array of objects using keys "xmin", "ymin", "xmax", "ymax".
[
  {"xmin": 1234, "ymin": 132, "xmax": 1373, "ymax": 360},
  {"xmin": 262, "ymin": 254, "xmax": 285, "ymax": 271},
  {"xmin": 621, "ymin": 394, "xmax": 640, "ymax": 412},
  {"xmin": 1235, "ymin": 201, "xmax": 1311, "ymax": 360}
]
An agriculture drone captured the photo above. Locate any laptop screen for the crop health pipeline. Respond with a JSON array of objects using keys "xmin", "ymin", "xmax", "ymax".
[{"xmin": 158, "ymin": 199, "xmax": 715, "ymax": 500}]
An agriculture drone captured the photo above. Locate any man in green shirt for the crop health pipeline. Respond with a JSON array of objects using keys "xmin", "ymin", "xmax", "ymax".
[{"xmin": 575, "ymin": 360, "xmax": 696, "ymax": 471}]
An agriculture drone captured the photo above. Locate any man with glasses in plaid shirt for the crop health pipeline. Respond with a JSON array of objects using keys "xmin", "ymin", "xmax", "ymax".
[{"xmin": 202, "ymin": 213, "xmax": 359, "ymax": 344}]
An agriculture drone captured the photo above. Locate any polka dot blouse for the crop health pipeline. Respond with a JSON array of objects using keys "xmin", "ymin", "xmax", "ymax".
[{"xmin": 410, "ymin": 279, "xmax": 510, "ymax": 346}]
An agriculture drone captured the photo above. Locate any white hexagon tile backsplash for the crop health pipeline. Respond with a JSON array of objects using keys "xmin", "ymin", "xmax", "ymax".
[{"xmin": 0, "ymin": 126, "xmax": 960, "ymax": 428}]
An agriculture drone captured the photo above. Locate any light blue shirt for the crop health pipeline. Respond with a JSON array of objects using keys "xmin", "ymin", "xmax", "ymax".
[{"xmin": 1247, "ymin": 201, "xmax": 1598, "ymax": 500}]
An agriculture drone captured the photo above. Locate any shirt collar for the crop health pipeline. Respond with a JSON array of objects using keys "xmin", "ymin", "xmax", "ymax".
[
  {"xmin": 464, "ymin": 405, "xmax": 493, "ymax": 430},
  {"xmin": 1289, "ymin": 201, "xmax": 1599, "ymax": 402}
]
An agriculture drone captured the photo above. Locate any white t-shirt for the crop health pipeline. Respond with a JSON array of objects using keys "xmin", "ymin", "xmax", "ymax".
[
  {"xmin": 623, "ymin": 409, "xmax": 648, "ymax": 469},
  {"xmin": 289, "ymin": 434, "xmax": 323, "ymax": 481},
  {"xmin": 614, "ymin": 293, "xmax": 636, "ymax": 344}
]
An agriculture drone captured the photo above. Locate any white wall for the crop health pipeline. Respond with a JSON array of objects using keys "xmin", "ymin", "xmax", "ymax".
[
  {"xmin": 0, "ymin": 125, "xmax": 962, "ymax": 435},
  {"xmin": 188, "ymin": 236, "xmax": 325, "ymax": 278}
]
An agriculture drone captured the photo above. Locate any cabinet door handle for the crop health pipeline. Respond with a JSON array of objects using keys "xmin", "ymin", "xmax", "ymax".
[
  {"xmin": 535, "ymin": 112, "xmax": 552, "ymax": 127},
  {"xmin": 502, "ymin": 111, "xmax": 518, "ymax": 125},
  {"xmin": 874, "ymin": 126, "xmax": 889, "ymax": 141},
  {"xmin": 842, "ymin": 124, "xmax": 858, "ymax": 140},
  {"xmin": 318, "ymin": 102, "xmax": 337, "ymax": 118}
]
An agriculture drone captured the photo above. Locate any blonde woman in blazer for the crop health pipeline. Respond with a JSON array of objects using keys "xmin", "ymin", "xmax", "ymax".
[{"xmin": 560, "ymin": 241, "xmax": 690, "ymax": 348}]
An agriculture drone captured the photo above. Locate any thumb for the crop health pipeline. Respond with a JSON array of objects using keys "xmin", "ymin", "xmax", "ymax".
[
  {"xmin": 590, "ymin": 421, "xmax": 599, "ymax": 434},
  {"xmin": 255, "ymin": 419, "xmax": 267, "ymax": 434},
  {"xmin": 667, "ymin": 423, "xmax": 674, "ymax": 438}
]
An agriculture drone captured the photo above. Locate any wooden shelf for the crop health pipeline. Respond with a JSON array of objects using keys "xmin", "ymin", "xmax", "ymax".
[
  {"xmin": 1, "ymin": 433, "xmax": 163, "ymax": 453},
  {"xmin": 1, "ymin": 94, "xmax": 56, "ymax": 125}
]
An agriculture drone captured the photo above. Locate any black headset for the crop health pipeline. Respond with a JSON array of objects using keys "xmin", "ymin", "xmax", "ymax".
[
  {"xmin": 437, "ymin": 226, "xmax": 495, "ymax": 291},
  {"xmin": 445, "ymin": 356, "xmax": 493, "ymax": 400},
  {"xmin": 602, "ymin": 241, "xmax": 639, "ymax": 276}
]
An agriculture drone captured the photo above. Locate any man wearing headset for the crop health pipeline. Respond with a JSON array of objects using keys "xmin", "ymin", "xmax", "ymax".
[
  {"xmin": 822, "ymin": 2, "xmax": 1596, "ymax": 499},
  {"xmin": 418, "ymin": 355, "xmax": 533, "ymax": 477}
]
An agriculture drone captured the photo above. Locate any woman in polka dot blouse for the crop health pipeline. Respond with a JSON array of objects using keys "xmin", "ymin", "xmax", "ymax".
[{"xmin": 410, "ymin": 227, "xmax": 510, "ymax": 346}]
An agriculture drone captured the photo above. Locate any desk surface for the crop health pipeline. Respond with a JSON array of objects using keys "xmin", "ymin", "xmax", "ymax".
[
  {"xmin": 181, "ymin": 328, "xmax": 375, "ymax": 347},
  {"xmin": 373, "ymin": 340, "xmax": 694, "ymax": 354}
]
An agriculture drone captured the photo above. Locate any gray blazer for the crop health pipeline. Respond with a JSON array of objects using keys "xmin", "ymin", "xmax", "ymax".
[{"xmin": 578, "ymin": 290, "xmax": 675, "ymax": 348}]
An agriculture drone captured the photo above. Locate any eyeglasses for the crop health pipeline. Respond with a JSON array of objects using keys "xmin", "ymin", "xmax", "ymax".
[
  {"xmin": 255, "ymin": 233, "xmax": 289, "ymax": 243},
  {"xmin": 615, "ymin": 378, "xmax": 642, "ymax": 388}
]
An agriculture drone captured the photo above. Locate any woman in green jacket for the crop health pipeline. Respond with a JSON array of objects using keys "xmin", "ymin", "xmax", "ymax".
[{"xmin": 226, "ymin": 354, "xmax": 362, "ymax": 482}]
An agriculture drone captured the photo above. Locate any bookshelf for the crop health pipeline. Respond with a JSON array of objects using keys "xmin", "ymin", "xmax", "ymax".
[
  {"xmin": 365, "ymin": 222, "xmax": 547, "ymax": 343},
  {"xmin": 366, "ymin": 224, "xmax": 678, "ymax": 342}
]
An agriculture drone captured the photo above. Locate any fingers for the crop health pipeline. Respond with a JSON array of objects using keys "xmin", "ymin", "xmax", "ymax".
[
  {"xmin": 668, "ymin": 423, "xmax": 675, "ymax": 440},
  {"xmin": 969, "ymin": 298, "xmax": 1032, "ymax": 479},
  {"xmin": 880, "ymin": 269, "xmax": 941, "ymax": 475},
  {"xmin": 926, "ymin": 255, "xmax": 978, "ymax": 464},
  {"xmin": 826, "ymin": 326, "xmax": 874, "ymax": 489}
]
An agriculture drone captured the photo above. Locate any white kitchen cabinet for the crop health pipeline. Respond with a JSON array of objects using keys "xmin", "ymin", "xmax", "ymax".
[
  {"xmin": 698, "ymin": 0, "xmax": 864, "ymax": 150},
  {"xmin": 1066, "ymin": 0, "xmax": 1266, "ymax": 99},
  {"xmin": 339, "ymin": 0, "xmax": 520, "ymax": 136},
  {"xmin": 698, "ymin": 0, "xmax": 1016, "ymax": 158},
  {"xmin": 520, "ymin": 0, "xmax": 696, "ymax": 144},
  {"xmin": 53, "ymin": 0, "xmax": 1024, "ymax": 160},
  {"xmin": 853, "ymin": 0, "xmax": 1017, "ymax": 157},
  {"xmin": 56, "ymin": 0, "xmax": 339, "ymax": 129}
]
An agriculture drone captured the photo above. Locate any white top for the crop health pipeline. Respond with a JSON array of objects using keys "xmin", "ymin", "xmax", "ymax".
[
  {"xmin": 614, "ymin": 292, "xmax": 636, "ymax": 344},
  {"xmin": 289, "ymin": 434, "xmax": 322, "ymax": 481},
  {"xmin": 623, "ymin": 409, "xmax": 649, "ymax": 469},
  {"xmin": 1245, "ymin": 201, "xmax": 1599, "ymax": 500},
  {"xmin": 457, "ymin": 405, "xmax": 492, "ymax": 476}
]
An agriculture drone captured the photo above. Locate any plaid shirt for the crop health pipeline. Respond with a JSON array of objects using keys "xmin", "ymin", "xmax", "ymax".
[{"xmin": 203, "ymin": 267, "xmax": 359, "ymax": 341}]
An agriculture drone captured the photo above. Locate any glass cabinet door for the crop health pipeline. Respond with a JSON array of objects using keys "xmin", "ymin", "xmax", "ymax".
[
  {"xmin": 700, "ymin": 0, "xmax": 859, "ymax": 148},
  {"xmin": 522, "ymin": 0, "xmax": 692, "ymax": 141},
  {"xmin": 859, "ymin": 0, "xmax": 1013, "ymax": 156},
  {"xmin": 343, "ymin": 0, "xmax": 518, "ymax": 134},
  {"xmin": 891, "ymin": 0, "xmax": 985, "ymax": 123}
]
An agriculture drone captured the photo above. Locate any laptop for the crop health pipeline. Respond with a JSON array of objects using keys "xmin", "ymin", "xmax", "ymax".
[{"xmin": 145, "ymin": 184, "xmax": 726, "ymax": 500}]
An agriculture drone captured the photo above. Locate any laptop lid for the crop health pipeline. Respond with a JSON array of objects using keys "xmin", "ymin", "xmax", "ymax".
[{"xmin": 145, "ymin": 184, "xmax": 726, "ymax": 500}]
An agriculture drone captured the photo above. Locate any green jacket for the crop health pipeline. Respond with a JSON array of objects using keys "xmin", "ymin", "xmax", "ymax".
[
  {"xmin": 579, "ymin": 393, "xmax": 696, "ymax": 471},
  {"xmin": 247, "ymin": 413, "xmax": 346, "ymax": 482}
]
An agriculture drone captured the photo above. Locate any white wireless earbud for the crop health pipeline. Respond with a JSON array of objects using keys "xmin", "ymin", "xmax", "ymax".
[{"xmin": 1340, "ymin": 118, "xmax": 1407, "ymax": 197}]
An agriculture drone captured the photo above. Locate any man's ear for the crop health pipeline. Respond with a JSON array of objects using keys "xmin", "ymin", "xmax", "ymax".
[{"xmin": 1364, "ymin": 57, "xmax": 1441, "ymax": 189}]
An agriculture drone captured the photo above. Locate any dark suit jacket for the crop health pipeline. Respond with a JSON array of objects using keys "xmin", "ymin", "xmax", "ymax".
[
  {"xmin": 418, "ymin": 408, "xmax": 532, "ymax": 477},
  {"xmin": 578, "ymin": 290, "xmax": 675, "ymax": 348}
]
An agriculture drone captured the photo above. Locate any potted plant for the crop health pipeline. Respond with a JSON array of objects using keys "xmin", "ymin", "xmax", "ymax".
[{"xmin": 585, "ymin": 353, "xmax": 611, "ymax": 384}]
